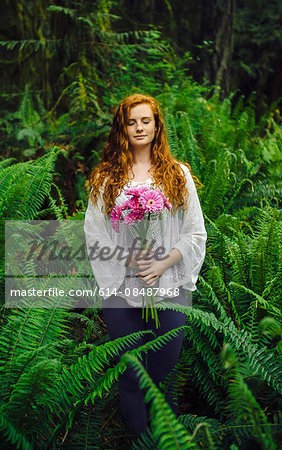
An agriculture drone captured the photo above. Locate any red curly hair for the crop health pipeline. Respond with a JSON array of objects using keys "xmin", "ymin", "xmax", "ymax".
[{"xmin": 88, "ymin": 93, "xmax": 203, "ymax": 216}]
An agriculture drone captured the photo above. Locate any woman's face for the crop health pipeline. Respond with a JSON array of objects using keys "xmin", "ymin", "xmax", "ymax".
[{"xmin": 126, "ymin": 103, "xmax": 156, "ymax": 150}]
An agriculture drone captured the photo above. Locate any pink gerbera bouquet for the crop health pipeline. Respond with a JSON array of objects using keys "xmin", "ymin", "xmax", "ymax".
[{"xmin": 110, "ymin": 186, "xmax": 172, "ymax": 328}]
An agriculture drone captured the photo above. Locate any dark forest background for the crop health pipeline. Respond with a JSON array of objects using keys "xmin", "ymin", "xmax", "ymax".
[{"xmin": 1, "ymin": 0, "xmax": 281, "ymax": 108}]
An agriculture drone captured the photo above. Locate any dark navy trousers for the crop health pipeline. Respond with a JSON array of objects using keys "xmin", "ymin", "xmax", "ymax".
[{"xmin": 102, "ymin": 287, "xmax": 187, "ymax": 434}]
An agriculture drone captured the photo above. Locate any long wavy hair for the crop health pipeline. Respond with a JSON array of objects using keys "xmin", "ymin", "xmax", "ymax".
[{"xmin": 88, "ymin": 93, "xmax": 203, "ymax": 215}]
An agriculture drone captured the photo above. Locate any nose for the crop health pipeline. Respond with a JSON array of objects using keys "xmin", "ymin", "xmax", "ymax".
[{"xmin": 135, "ymin": 121, "xmax": 144, "ymax": 132}]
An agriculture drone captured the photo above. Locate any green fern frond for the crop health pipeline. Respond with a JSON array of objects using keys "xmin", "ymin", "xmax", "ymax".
[
  {"xmin": 221, "ymin": 343, "xmax": 276, "ymax": 449},
  {"xmin": 0, "ymin": 307, "xmax": 70, "ymax": 396},
  {"xmin": 0, "ymin": 409, "xmax": 33, "ymax": 450},
  {"xmin": 0, "ymin": 158, "xmax": 17, "ymax": 170},
  {"xmin": 47, "ymin": 5, "xmax": 77, "ymax": 19},
  {"xmin": 197, "ymin": 276, "xmax": 229, "ymax": 319},
  {"xmin": 47, "ymin": 182, "xmax": 70, "ymax": 220},
  {"xmin": 157, "ymin": 302, "xmax": 282, "ymax": 394},
  {"xmin": 230, "ymin": 282, "xmax": 282, "ymax": 320},
  {"xmin": 179, "ymin": 413, "xmax": 223, "ymax": 449},
  {"xmin": 0, "ymin": 147, "xmax": 61, "ymax": 220},
  {"xmin": 173, "ymin": 109, "xmax": 203, "ymax": 175},
  {"xmin": 159, "ymin": 349, "xmax": 194, "ymax": 413},
  {"xmin": 53, "ymin": 328, "xmax": 156, "ymax": 414},
  {"xmin": 122, "ymin": 352, "xmax": 198, "ymax": 449},
  {"xmin": 84, "ymin": 326, "xmax": 189, "ymax": 405},
  {"xmin": 190, "ymin": 356, "xmax": 225, "ymax": 414}
]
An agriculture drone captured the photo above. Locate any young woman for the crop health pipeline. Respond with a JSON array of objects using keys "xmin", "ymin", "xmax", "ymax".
[{"xmin": 84, "ymin": 93, "xmax": 207, "ymax": 435}]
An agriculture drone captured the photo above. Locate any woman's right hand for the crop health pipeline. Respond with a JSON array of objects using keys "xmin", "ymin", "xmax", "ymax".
[{"xmin": 126, "ymin": 249, "xmax": 154, "ymax": 271}]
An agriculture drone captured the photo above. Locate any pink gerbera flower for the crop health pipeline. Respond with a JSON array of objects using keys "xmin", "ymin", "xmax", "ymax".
[
  {"xmin": 139, "ymin": 190, "xmax": 164, "ymax": 212},
  {"xmin": 121, "ymin": 196, "xmax": 144, "ymax": 211},
  {"xmin": 124, "ymin": 186, "xmax": 150, "ymax": 197},
  {"xmin": 164, "ymin": 199, "xmax": 172, "ymax": 210},
  {"xmin": 156, "ymin": 189, "xmax": 172, "ymax": 210},
  {"xmin": 124, "ymin": 209, "xmax": 145, "ymax": 226},
  {"xmin": 110, "ymin": 205, "xmax": 122, "ymax": 232}
]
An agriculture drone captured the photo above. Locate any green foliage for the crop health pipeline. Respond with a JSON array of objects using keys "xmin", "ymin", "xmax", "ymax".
[
  {"xmin": 0, "ymin": 146, "xmax": 65, "ymax": 220},
  {"xmin": 122, "ymin": 353, "xmax": 198, "ymax": 449},
  {"xmin": 233, "ymin": 0, "xmax": 282, "ymax": 113},
  {"xmin": 221, "ymin": 343, "xmax": 277, "ymax": 449},
  {"xmin": 0, "ymin": 1, "xmax": 281, "ymax": 448}
]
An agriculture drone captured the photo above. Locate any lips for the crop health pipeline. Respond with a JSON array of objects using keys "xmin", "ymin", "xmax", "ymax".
[{"xmin": 135, "ymin": 135, "xmax": 146, "ymax": 138}]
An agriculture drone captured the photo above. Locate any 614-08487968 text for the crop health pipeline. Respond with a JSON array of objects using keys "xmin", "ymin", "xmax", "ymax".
[{"xmin": 98, "ymin": 287, "xmax": 180, "ymax": 297}]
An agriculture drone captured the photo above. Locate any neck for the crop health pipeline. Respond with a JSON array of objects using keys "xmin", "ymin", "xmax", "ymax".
[{"xmin": 131, "ymin": 146, "xmax": 152, "ymax": 165}]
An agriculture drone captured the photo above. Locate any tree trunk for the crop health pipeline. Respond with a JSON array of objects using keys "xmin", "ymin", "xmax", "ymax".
[{"xmin": 201, "ymin": 0, "xmax": 236, "ymax": 98}]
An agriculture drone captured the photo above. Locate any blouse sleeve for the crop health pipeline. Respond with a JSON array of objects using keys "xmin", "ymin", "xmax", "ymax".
[
  {"xmin": 172, "ymin": 165, "xmax": 207, "ymax": 290},
  {"xmin": 83, "ymin": 188, "xmax": 126, "ymax": 294}
]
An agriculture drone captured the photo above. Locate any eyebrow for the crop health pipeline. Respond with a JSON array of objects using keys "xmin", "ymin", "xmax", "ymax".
[{"xmin": 127, "ymin": 116, "xmax": 152, "ymax": 120}]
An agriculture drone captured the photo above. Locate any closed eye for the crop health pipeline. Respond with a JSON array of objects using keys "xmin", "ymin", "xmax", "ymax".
[{"xmin": 127, "ymin": 120, "xmax": 151, "ymax": 125}]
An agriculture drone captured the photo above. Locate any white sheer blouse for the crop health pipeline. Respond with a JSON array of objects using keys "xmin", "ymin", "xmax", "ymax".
[{"xmin": 83, "ymin": 162, "xmax": 207, "ymax": 307}]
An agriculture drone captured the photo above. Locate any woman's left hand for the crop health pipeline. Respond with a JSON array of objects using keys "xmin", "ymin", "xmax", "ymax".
[{"xmin": 136, "ymin": 260, "xmax": 168, "ymax": 287}]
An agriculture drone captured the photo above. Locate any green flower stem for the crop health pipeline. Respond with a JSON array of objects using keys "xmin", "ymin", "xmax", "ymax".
[
  {"xmin": 136, "ymin": 220, "xmax": 161, "ymax": 328},
  {"xmin": 146, "ymin": 290, "xmax": 149, "ymax": 322},
  {"xmin": 143, "ymin": 287, "xmax": 160, "ymax": 329},
  {"xmin": 150, "ymin": 288, "xmax": 160, "ymax": 328}
]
